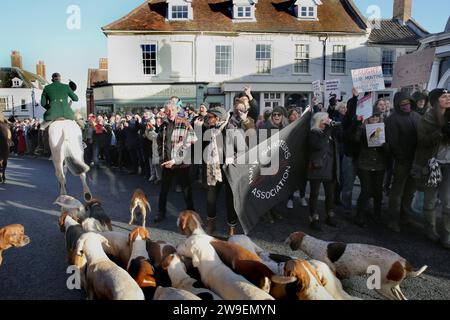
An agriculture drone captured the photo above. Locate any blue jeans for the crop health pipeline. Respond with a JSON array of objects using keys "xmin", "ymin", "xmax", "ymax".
[{"xmin": 341, "ymin": 155, "xmax": 357, "ymax": 212}]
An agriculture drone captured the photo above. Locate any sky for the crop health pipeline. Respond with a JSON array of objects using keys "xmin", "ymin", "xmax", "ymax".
[{"xmin": 0, "ymin": 0, "xmax": 448, "ymax": 111}]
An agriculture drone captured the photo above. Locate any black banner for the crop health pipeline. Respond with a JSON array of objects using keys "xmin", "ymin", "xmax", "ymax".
[{"xmin": 224, "ymin": 110, "xmax": 312, "ymax": 234}]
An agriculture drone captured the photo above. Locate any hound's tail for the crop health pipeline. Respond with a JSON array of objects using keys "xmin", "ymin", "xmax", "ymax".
[
  {"xmin": 63, "ymin": 121, "xmax": 90, "ymax": 176},
  {"xmin": 407, "ymin": 264, "xmax": 428, "ymax": 278}
]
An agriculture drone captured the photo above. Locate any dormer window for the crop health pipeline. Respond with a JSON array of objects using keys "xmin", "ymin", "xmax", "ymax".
[
  {"xmin": 294, "ymin": 0, "xmax": 322, "ymax": 21},
  {"xmin": 300, "ymin": 6, "xmax": 315, "ymax": 18},
  {"xmin": 171, "ymin": 5, "xmax": 188, "ymax": 19},
  {"xmin": 167, "ymin": 0, "xmax": 193, "ymax": 21},
  {"xmin": 236, "ymin": 6, "xmax": 252, "ymax": 18},
  {"xmin": 11, "ymin": 77, "xmax": 23, "ymax": 88},
  {"xmin": 232, "ymin": 0, "xmax": 258, "ymax": 21}
]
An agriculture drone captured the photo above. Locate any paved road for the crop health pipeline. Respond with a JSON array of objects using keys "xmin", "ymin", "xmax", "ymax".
[{"xmin": 0, "ymin": 156, "xmax": 449, "ymax": 300}]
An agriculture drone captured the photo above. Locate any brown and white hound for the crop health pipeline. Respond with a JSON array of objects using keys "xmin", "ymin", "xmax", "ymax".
[
  {"xmin": 286, "ymin": 231, "xmax": 427, "ymax": 300},
  {"xmin": 0, "ymin": 224, "xmax": 30, "ymax": 266}
]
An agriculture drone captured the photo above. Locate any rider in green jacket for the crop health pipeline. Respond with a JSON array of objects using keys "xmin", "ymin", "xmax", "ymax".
[{"xmin": 41, "ymin": 73, "xmax": 78, "ymax": 122}]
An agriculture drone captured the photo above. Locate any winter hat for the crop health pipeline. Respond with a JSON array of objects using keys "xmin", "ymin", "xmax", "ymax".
[
  {"xmin": 199, "ymin": 102, "xmax": 209, "ymax": 110},
  {"xmin": 429, "ymin": 88, "xmax": 449, "ymax": 107},
  {"xmin": 412, "ymin": 91, "xmax": 428, "ymax": 104},
  {"xmin": 272, "ymin": 106, "xmax": 287, "ymax": 117},
  {"xmin": 393, "ymin": 91, "xmax": 415, "ymax": 113},
  {"xmin": 208, "ymin": 107, "xmax": 228, "ymax": 121}
]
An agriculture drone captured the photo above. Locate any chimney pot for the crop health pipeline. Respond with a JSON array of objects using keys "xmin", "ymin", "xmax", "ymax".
[{"xmin": 393, "ymin": 0, "xmax": 412, "ymax": 23}]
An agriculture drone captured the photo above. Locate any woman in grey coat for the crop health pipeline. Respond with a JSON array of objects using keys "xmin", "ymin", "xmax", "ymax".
[{"xmin": 412, "ymin": 88, "xmax": 450, "ymax": 249}]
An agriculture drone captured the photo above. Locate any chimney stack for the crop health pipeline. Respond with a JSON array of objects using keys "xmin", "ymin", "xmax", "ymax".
[
  {"xmin": 99, "ymin": 58, "xmax": 108, "ymax": 70},
  {"xmin": 11, "ymin": 51, "xmax": 23, "ymax": 69},
  {"xmin": 393, "ymin": 0, "xmax": 412, "ymax": 23},
  {"xmin": 36, "ymin": 61, "xmax": 46, "ymax": 80}
]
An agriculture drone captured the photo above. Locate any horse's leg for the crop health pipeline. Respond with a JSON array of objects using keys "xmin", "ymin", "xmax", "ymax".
[
  {"xmin": 0, "ymin": 160, "xmax": 4, "ymax": 184},
  {"xmin": 80, "ymin": 173, "xmax": 92, "ymax": 201},
  {"xmin": 52, "ymin": 153, "xmax": 67, "ymax": 196},
  {"xmin": 2, "ymin": 159, "xmax": 6, "ymax": 184}
]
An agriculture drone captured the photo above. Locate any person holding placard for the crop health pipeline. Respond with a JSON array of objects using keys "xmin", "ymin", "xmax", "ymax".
[
  {"xmin": 385, "ymin": 92, "xmax": 421, "ymax": 233},
  {"xmin": 352, "ymin": 106, "xmax": 387, "ymax": 228}
]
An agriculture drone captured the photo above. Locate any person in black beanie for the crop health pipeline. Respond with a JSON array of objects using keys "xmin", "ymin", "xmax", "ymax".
[
  {"xmin": 412, "ymin": 91, "xmax": 429, "ymax": 116},
  {"xmin": 385, "ymin": 91, "xmax": 421, "ymax": 232},
  {"xmin": 412, "ymin": 88, "xmax": 450, "ymax": 248}
]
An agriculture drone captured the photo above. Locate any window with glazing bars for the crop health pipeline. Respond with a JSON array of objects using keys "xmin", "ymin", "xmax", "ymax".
[
  {"xmin": 256, "ymin": 44, "xmax": 272, "ymax": 74},
  {"xmin": 141, "ymin": 44, "xmax": 157, "ymax": 75},
  {"xmin": 215, "ymin": 45, "xmax": 232, "ymax": 75},
  {"xmin": 294, "ymin": 44, "xmax": 310, "ymax": 74},
  {"xmin": 331, "ymin": 45, "xmax": 346, "ymax": 74}
]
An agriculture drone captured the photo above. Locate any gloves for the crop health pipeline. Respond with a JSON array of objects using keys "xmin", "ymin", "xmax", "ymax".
[{"xmin": 442, "ymin": 121, "xmax": 450, "ymax": 137}]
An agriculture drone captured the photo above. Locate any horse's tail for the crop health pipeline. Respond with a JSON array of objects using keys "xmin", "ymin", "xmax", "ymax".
[{"xmin": 62, "ymin": 122, "xmax": 90, "ymax": 176}]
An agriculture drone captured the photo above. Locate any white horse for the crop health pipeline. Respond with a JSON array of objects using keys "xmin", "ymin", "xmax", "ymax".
[{"xmin": 48, "ymin": 120, "xmax": 92, "ymax": 201}]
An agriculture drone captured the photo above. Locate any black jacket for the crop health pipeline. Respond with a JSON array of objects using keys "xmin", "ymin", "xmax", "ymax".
[
  {"xmin": 354, "ymin": 124, "xmax": 387, "ymax": 172},
  {"xmin": 307, "ymin": 127, "xmax": 339, "ymax": 182},
  {"xmin": 385, "ymin": 92, "xmax": 421, "ymax": 166},
  {"xmin": 412, "ymin": 107, "xmax": 450, "ymax": 187},
  {"xmin": 342, "ymin": 96, "xmax": 361, "ymax": 159}
]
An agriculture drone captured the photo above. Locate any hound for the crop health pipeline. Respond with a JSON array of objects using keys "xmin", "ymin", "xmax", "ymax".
[
  {"xmin": 161, "ymin": 253, "xmax": 222, "ymax": 300},
  {"xmin": 129, "ymin": 189, "xmax": 151, "ymax": 227},
  {"xmin": 176, "ymin": 234, "xmax": 274, "ymax": 300},
  {"xmin": 127, "ymin": 227, "xmax": 157, "ymax": 300},
  {"xmin": 286, "ymin": 231, "xmax": 427, "ymax": 300},
  {"xmin": 229, "ymin": 234, "xmax": 360, "ymax": 300},
  {"xmin": 0, "ymin": 224, "xmax": 30, "ymax": 266},
  {"xmin": 74, "ymin": 232, "xmax": 144, "ymax": 300}
]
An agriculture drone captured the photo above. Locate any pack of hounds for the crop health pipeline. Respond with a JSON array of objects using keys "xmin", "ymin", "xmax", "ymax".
[{"xmin": 1, "ymin": 189, "xmax": 428, "ymax": 300}]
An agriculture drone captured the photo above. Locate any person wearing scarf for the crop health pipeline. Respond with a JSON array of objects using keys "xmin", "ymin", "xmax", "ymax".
[
  {"xmin": 201, "ymin": 107, "xmax": 235, "ymax": 235},
  {"xmin": 412, "ymin": 89, "xmax": 450, "ymax": 249}
]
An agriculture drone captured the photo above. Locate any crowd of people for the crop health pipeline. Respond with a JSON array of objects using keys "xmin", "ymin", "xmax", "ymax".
[{"xmin": 3, "ymin": 85, "xmax": 450, "ymax": 249}]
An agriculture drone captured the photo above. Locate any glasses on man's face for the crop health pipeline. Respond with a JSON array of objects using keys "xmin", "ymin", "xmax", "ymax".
[{"xmin": 272, "ymin": 113, "xmax": 282, "ymax": 117}]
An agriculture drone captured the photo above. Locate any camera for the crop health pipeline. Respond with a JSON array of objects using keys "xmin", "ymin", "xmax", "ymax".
[{"xmin": 329, "ymin": 121, "xmax": 342, "ymax": 127}]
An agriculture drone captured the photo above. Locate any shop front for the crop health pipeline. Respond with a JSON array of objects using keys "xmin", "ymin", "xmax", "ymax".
[{"xmin": 93, "ymin": 83, "xmax": 207, "ymax": 114}]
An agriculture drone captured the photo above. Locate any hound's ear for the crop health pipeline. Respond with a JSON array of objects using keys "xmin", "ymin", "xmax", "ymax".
[
  {"xmin": 97, "ymin": 234, "xmax": 110, "ymax": 249},
  {"xmin": 160, "ymin": 254, "xmax": 174, "ymax": 270},
  {"xmin": 143, "ymin": 228, "xmax": 150, "ymax": 240},
  {"xmin": 128, "ymin": 228, "xmax": 139, "ymax": 246},
  {"xmin": 58, "ymin": 212, "xmax": 68, "ymax": 232},
  {"xmin": 0, "ymin": 228, "xmax": 6, "ymax": 243},
  {"xmin": 284, "ymin": 260, "xmax": 296, "ymax": 277}
]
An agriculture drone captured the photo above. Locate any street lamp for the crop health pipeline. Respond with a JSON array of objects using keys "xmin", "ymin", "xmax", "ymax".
[
  {"xmin": 318, "ymin": 34, "xmax": 329, "ymax": 82},
  {"xmin": 31, "ymin": 87, "xmax": 36, "ymax": 119}
]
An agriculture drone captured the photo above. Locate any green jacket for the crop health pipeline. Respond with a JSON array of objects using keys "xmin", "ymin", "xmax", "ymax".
[{"xmin": 41, "ymin": 82, "xmax": 78, "ymax": 121}]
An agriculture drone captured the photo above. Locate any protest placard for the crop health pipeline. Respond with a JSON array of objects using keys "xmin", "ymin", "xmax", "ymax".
[
  {"xmin": 312, "ymin": 80, "xmax": 322, "ymax": 103},
  {"xmin": 366, "ymin": 123, "xmax": 386, "ymax": 147},
  {"xmin": 351, "ymin": 66, "xmax": 385, "ymax": 92},
  {"xmin": 324, "ymin": 79, "xmax": 340, "ymax": 102},
  {"xmin": 356, "ymin": 93, "xmax": 373, "ymax": 120},
  {"xmin": 312, "ymin": 80, "xmax": 321, "ymax": 95},
  {"xmin": 392, "ymin": 48, "xmax": 436, "ymax": 88}
]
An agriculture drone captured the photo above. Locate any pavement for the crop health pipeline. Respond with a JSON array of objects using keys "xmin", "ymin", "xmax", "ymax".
[{"xmin": 0, "ymin": 155, "xmax": 449, "ymax": 300}]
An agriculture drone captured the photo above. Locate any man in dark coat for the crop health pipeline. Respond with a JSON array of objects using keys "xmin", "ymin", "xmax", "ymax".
[{"xmin": 385, "ymin": 91, "xmax": 421, "ymax": 232}]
